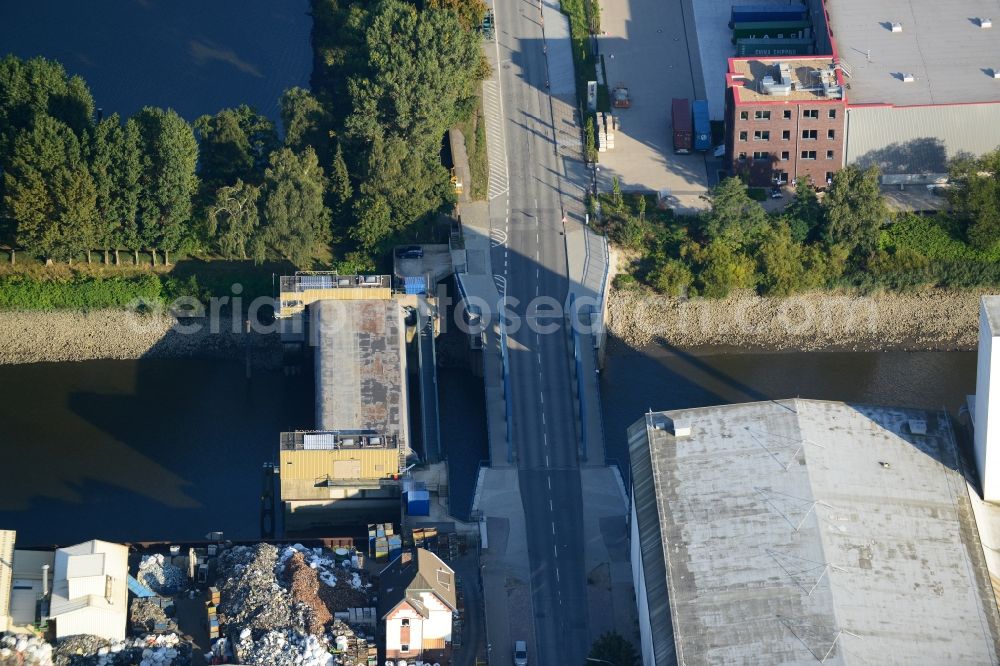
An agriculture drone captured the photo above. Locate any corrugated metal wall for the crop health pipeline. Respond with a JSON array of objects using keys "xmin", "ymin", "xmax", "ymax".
[{"xmin": 846, "ymin": 104, "xmax": 1000, "ymax": 174}]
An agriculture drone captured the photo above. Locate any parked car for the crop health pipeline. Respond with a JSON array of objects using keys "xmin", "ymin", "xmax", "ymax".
[
  {"xmin": 513, "ymin": 640, "xmax": 528, "ymax": 666},
  {"xmin": 395, "ymin": 245, "xmax": 424, "ymax": 258}
]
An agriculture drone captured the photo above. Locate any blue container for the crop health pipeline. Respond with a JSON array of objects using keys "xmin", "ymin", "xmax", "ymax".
[
  {"xmin": 692, "ymin": 100, "xmax": 711, "ymax": 152},
  {"xmin": 730, "ymin": 4, "xmax": 807, "ymax": 27},
  {"xmin": 403, "ymin": 276, "xmax": 427, "ymax": 295},
  {"xmin": 407, "ymin": 489, "xmax": 431, "ymax": 516}
]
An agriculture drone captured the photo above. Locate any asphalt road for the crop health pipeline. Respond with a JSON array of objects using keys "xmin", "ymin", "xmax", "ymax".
[{"xmin": 488, "ymin": 0, "xmax": 591, "ymax": 661}]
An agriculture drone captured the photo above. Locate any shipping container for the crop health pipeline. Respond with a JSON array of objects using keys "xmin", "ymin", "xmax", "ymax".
[
  {"xmin": 671, "ymin": 98, "xmax": 692, "ymax": 154},
  {"xmin": 403, "ymin": 276, "xmax": 426, "ymax": 295},
  {"xmin": 730, "ymin": 4, "xmax": 808, "ymax": 27},
  {"xmin": 692, "ymin": 100, "xmax": 711, "ymax": 152},
  {"xmin": 736, "ymin": 37, "xmax": 814, "ymax": 57},
  {"xmin": 731, "ymin": 20, "xmax": 811, "ymax": 42}
]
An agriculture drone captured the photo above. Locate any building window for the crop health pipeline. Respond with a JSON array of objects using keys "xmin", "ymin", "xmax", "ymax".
[
  {"xmin": 738, "ymin": 152, "xmax": 747, "ymax": 161},
  {"xmin": 401, "ymin": 644, "xmax": 409, "ymax": 652},
  {"xmin": 801, "ymin": 150, "xmax": 817, "ymax": 160},
  {"xmin": 401, "ymin": 619, "xmax": 410, "ymax": 626},
  {"xmin": 739, "ymin": 131, "xmax": 748, "ymax": 142},
  {"xmin": 752, "ymin": 151, "xmax": 768, "ymax": 160},
  {"xmin": 826, "ymin": 150, "xmax": 834, "ymax": 159},
  {"xmin": 803, "ymin": 109, "xmax": 819, "ymax": 119},
  {"xmin": 783, "ymin": 109, "xmax": 792, "ymax": 119},
  {"xmin": 753, "ymin": 130, "xmax": 770, "ymax": 141},
  {"xmin": 828, "ymin": 109, "xmax": 837, "ymax": 119},
  {"xmin": 825, "ymin": 171, "xmax": 834, "ymax": 183},
  {"xmin": 754, "ymin": 110, "xmax": 771, "ymax": 120},
  {"xmin": 802, "ymin": 129, "xmax": 817, "ymax": 140},
  {"xmin": 827, "ymin": 129, "xmax": 835, "ymax": 140},
  {"xmin": 739, "ymin": 111, "xmax": 749, "ymax": 120},
  {"xmin": 782, "ymin": 130, "xmax": 790, "ymax": 140},
  {"xmin": 781, "ymin": 151, "xmax": 789, "ymax": 161}
]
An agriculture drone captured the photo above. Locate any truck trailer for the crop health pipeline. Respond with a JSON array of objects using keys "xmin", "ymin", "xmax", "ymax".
[
  {"xmin": 692, "ymin": 99, "xmax": 710, "ymax": 152},
  {"xmin": 671, "ymin": 98, "xmax": 692, "ymax": 154}
]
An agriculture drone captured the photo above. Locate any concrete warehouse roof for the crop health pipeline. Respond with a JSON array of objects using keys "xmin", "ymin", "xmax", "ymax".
[
  {"xmin": 628, "ymin": 399, "xmax": 1000, "ymax": 664},
  {"xmin": 311, "ymin": 298, "xmax": 406, "ymax": 441},
  {"xmin": 828, "ymin": 0, "xmax": 1000, "ymax": 106}
]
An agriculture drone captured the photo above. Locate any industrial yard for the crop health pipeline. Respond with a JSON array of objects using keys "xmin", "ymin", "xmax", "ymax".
[{"xmin": 0, "ymin": 527, "xmax": 482, "ymax": 666}]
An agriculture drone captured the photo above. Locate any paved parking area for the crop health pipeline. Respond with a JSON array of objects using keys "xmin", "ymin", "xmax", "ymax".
[
  {"xmin": 693, "ymin": 0, "xmax": 795, "ymax": 120},
  {"xmin": 596, "ymin": 0, "xmax": 709, "ymax": 211}
]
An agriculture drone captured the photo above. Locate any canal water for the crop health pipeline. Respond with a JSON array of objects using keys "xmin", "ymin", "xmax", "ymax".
[
  {"xmin": 599, "ymin": 339, "xmax": 978, "ymax": 473},
  {"xmin": 0, "ymin": 344, "xmax": 975, "ymax": 545},
  {"xmin": 0, "ymin": 0, "xmax": 312, "ymax": 121}
]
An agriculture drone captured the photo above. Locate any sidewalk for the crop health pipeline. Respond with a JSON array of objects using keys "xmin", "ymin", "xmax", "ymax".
[
  {"xmin": 474, "ymin": 468, "xmax": 537, "ymax": 665},
  {"xmin": 456, "ymin": 201, "xmax": 509, "ymax": 467},
  {"xmin": 580, "ymin": 467, "xmax": 638, "ymax": 644}
]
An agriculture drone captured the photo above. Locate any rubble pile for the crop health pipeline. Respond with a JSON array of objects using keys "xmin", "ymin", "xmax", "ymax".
[
  {"xmin": 277, "ymin": 545, "xmax": 339, "ymax": 588},
  {"xmin": 217, "ymin": 545, "xmax": 294, "ymax": 635},
  {"xmin": 232, "ymin": 630, "xmax": 333, "ymax": 666},
  {"xmin": 137, "ymin": 554, "xmax": 184, "ymax": 595},
  {"xmin": 317, "ymin": 568, "xmax": 370, "ymax": 614},
  {"xmin": 52, "ymin": 634, "xmax": 191, "ymax": 666},
  {"xmin": 282, "ymin": 552, "xmax": 332, "ymax": 634},
  {"xmin": 129, "ymin": 599, "xmax": 177, "ymax": 634},
  {"xmin": 0, "ymin": 634, "xmax": 53, "ymax": 666}
]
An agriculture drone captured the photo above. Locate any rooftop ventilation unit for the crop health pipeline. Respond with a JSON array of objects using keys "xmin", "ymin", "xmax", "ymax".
[
  {"xmin": 890, "ymin": 22, "xmax": 903, "ymax": 33},
  {"xmin": 980, "ymin": 17, "xmax": 992, "ymax": 29},
  {"xmin": 902, "ymin": 73, "xmax": 915, "ymax": 83},
  {"xmin": 908, "ymin": 419, "xmax": 927, "ymax": 435},
  {"xmin": 672, "ymin": 421, "xmax": 692, "ymax": 438},
  {"xmin": 993, "ymin": 69, "xmax": 1000, "ymax": 79},
  {"xmin": 761, "ymin": 66, "xmax": 793, "ymax": 96}
]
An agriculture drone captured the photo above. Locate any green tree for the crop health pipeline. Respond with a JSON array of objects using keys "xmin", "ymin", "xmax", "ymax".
[
  {"xmin": 89, "ymin": 114, "xmax": 142, "ymax": 264},
  {"xmin": 0, "ymin": 56, "xmax": 96, "ymax": 218},
  {"xmin": 0, "ymin": 55, "xmax": 95, "ymax": 166},
  {"xmin": 341, "ymin": 0, "xmax": 480, "ymax": 233},
  {"xmin": 280, "ymin": 87, "xmax": 333, "ymax": 158},
  {"xmin": 947, "ymin": 149, "xmax": 1000, "ymax": 251},
  {"xmin": 648, "ymin": 257, "xmax": 692, "ymax": 296},
  {"xmin": 758, "ymin": 222, "xmax": 807, "ymax": 296},
  {"xmin": 207, "ymin": 180, "xmax": 264, "ymax": 262},
  {"xmin": 134, "ymin": 107, "xmax": 200, "ymax": 265},
  {"xmin": 822, "ymin": 165, "xmax": 886, "ymax": 259},
  {"xmin": 702, "ymin": 177, "xmax": 769, "ymax": 247},
  {"xmin": 427, "ymin": 0, "xmax": 488, "ymax": 31},
  {"xmin": 260, "ymin": 147, "xmax": 331, "ymax": 266},
  {"xmin": 5, "ymin": 115, "xmax": 97, "ymax": 262},
  {"xmin": 329, "ymin": 142, "xmax": 354, "ymax": 212},
  {"xmin": 194, "ymin": 105, "xmax": 277, "ymax": 188},
  {"xmin": 696, "ymin": 238, "xmax": 756, "ymax": 298},
  {"xmin": 352, "ymin": 193, "xmax": 393, "ymax": 250},
  {"xmin": 784, "ymin": 176, "xmax": 823, "ymax": 243},
  {"xmin": 585, "ymin": 632, "xmax": 639, "ymax": 666}
]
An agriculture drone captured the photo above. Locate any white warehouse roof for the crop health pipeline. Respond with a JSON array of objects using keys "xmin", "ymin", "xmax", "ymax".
[
  {"xmin": 830, "ymin": 0, "xmax": 1000, "ymax": 106},
  {"xmin": 50, "ymin": 540, "xmax": 128, "ymax": 641},
  {"xmin": 629, "ymin": 399, "xmax": 1000, "ymax": 664}
]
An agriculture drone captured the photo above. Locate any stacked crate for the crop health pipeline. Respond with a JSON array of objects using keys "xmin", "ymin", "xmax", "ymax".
[{"xmin": 596, "ymin": 113, "xmax": 616, "ymax": 152}]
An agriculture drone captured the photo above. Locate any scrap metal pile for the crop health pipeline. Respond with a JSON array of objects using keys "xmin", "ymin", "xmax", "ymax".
[
  {"xmin": 0, "ymin": 633, "xmax": 192, "ymax": 666},
  {"xmin": 213, "ymin": 544, "xmax": 374, "ymax": 666},
  {"xmin": 136, "ymin": 555, "xmax": 185, "ymax": 595}
]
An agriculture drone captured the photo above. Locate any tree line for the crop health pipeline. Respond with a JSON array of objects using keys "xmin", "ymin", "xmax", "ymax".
[
  {"xmin": 0, "ymin": 0, "xmax": 487, "ymax": 268},
  {"xmin": 607, "ymin": 158, "xmax": 1000, "ymax": 298}
]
